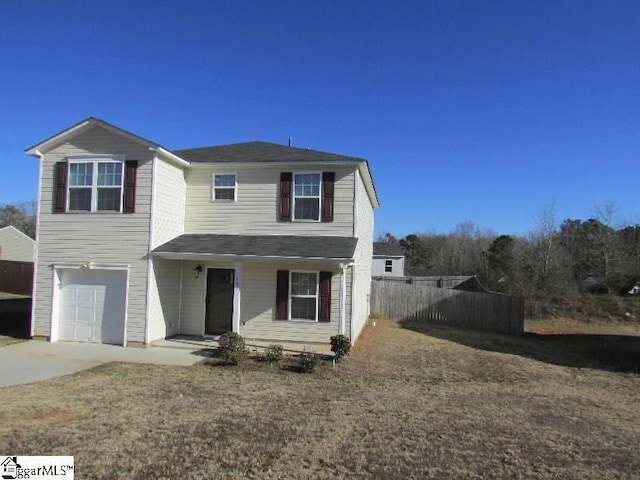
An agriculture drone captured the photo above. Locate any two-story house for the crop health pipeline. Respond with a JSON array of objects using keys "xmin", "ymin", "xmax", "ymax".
[{"xmin": 26, "ymin": 118, "xmax": 378, "ymax": 349}]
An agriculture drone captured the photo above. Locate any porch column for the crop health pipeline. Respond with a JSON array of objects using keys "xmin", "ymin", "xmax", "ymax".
[
  {"xmin": 233, "ymin": 262, "xmax": 242, "ymax": 334},
  {"xmin": 339, "ymin": 263, "xmax": 348, "ymax": 336}
]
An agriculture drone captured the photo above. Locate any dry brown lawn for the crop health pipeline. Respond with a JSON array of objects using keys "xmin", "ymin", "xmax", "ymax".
[
  {"xmin": 0, "ymin": 335, "xmax": 24, "ymax": 347},
  {"xmin": 1, "ymin": 318, "xmax": 639, "ymax": 479}
]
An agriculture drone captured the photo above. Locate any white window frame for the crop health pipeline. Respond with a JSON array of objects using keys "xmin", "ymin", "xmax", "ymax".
[
  {"xmin": 289, "ymin": 270, "xmax": 319, "ymax": 322},
  {"xmin": 67, "ymin": 156, "xmax": 125, "ymax": 213},
  {"xmin": 292, "ymin": 172, "xmax": 321, "ymax": 222},
  {"xmin": 385, "ymin": 260, "xmax": 393, "ymax": 273},
  {"xmin": 212, "ymin": 173, "xmax": 237, "ymax": 202}
]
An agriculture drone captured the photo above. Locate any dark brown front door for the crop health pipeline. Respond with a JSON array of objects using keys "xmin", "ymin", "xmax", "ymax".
[{"xmin": 205, "ymin": 268, "xmax": 234, "ymax": 335}]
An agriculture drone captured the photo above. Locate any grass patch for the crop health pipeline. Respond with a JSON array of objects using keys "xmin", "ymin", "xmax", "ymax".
[
  {"xmin": 1, "ymin": 319, "xmax": 639, "ymax": 478},
  {"xmin": 0, "ymin": 335, "xmax": 24, "ymax": 347},
  {"xmin": 0, "ymin": 292, "xmax": 29, "ymax": 300},
  {"xmin": 526, "ymin": 293, "xmax": 640, "ymax": 322}
]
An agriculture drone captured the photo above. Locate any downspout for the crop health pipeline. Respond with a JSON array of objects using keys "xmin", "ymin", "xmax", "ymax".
[
  {"xmin": 339, "ymin": 263, "xmax": 347, "ymax": 336},
  {"xmin": 31, "ymin": 150, "xmax": 44, "ymax": 338},
  {"xmin": 177, "ymin": 260, "xmax": 184, "ymax": 335},
  {"xmin": 340, "ymin": 262, "xmax": 354, "ymax": 337},
  {"xmin": 144, "ymin": 154, "xmax": 158, "ymax": 344}
]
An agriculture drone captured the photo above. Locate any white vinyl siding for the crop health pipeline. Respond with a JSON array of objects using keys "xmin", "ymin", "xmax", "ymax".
[
  {"xmin": 0, "ymin": 227, "xmax": 35, "ymax": 262},
  {"xmin": 184, "ymin": 166, "xmax": 354, "ymax": 236},
  {"xmin": 32, "ymin": 125, "xmax": 154, "ymax": 343},
  {"xmin": 352, "ymin": 169, "xmax": 375, "ymax": 342},
  {"xmin": 147, "ymin": 158, "xmax": 187, "ymax": 342},
  {"xmin": 148, "ymin": 258, "xmax": 182, "ymax": 341}
]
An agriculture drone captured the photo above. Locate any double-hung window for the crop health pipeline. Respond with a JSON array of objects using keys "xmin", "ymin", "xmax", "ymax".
[
  {"xmin": 289, "ymin": 271, "xmax": 318, "ymax": 321},
  {"xmin": 293, "ymin": 173, "xmax": 321, "ymax": 221},
  {"xmin": 68, "ymin": 159, "xmax": 124, "ymax": 212},
  {"xmin": 212, "ymin": 173, "xmax": 237, "ymax": 201},
  {"xmin": 385, "ymin": 260, "xmax": 393, "ymax": 273}
]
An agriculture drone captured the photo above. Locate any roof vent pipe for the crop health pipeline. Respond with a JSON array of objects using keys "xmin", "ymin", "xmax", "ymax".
[{"xmin": 288, "ymin": 137, "xmax": 292, "ymax": 147}]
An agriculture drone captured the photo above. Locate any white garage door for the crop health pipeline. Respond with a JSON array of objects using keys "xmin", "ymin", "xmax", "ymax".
[{"xmin": 58, "ymin": 268, "xmax": 127, "ymax": 345}]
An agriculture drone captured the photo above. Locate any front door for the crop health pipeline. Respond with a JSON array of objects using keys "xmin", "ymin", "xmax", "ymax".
[{"xmin": 205, "ymin": 268, "xmax": 235, "ymax": 335}]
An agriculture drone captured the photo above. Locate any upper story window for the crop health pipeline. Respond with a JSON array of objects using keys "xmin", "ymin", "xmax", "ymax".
[
  {"xmin": 68, "ymin": 159, "xmax": 124, "ymax": 212},
  {"xmin": 385, "ymin": 260, "xmax": 393, "ymax": 273},
  {"xmin": 293, "ymin": 173, "xmax": 321, "ymax": 221},
  {"xmin": 212, "ymin": 173, "xmax": 237, "ymax": 201},
  {"xmin": 54, "ymin": 157, "xmax": 137, "ymax": 214}
]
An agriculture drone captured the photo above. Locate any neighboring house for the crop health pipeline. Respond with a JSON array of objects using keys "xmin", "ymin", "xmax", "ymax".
[
  {"xmin": 0, "ymin": 225, "xmax": 35, "ymax": 262},
  {"xmin": 26, "ymin": 117, "xmax": 378, "ymax": 348},
  {"xmin": 372, "ymin": 242, "xmax": 405, "ymax": 277}
]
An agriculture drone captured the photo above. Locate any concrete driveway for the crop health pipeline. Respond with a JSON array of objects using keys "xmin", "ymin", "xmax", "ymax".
[{"xmin": 0, "ymin": 340, "xmax": 212, "ymax": 387}]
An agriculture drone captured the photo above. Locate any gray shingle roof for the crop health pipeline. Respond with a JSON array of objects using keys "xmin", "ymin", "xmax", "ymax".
[
  {"xmin": 175, "ymin": 141, "xmax": 366, "ymax": 164},
  {"xmin": 373, "ymin": 242, "xmax": 404, "ymax": 256},
  {"xmin": 153, "ymin": 234, "xmax": 358, "ymax": 260}
]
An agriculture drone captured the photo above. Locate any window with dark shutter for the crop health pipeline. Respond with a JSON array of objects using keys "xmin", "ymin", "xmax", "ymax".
[
  {"xmin": 279, "ymin": 172, "xmax": 292, "ymax": 221},
  {"xmin": 54, "ymin": 161, "xmax": 68, "ymax": 213},
  {"xmin": 123, "ymin": 160, "xmax": 138, "ymax": 213},
  {"xmin": 321, "ymin": 172, "xmax": 335, "ymax": 222},
  {"xmin": 275, "ymin": 270, "xmax": 289, "ymax": 320},
  {"xmin": 318, "ymin": 271, "xmax": 332, "ymax": 322}
]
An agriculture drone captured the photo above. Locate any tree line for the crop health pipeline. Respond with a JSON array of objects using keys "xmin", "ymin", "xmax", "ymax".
[{"xmin": 380, "ymin": 205, "xmax": 640, "ymax": 296}]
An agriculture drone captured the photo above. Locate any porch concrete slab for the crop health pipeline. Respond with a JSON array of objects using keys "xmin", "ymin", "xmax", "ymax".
[{"xmin": 0, "ymin": 340, "xmax": 209, "ymax": 387}]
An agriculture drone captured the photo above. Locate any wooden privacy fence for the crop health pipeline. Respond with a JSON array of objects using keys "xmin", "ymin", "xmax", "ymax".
[
  {"xmin": 0, "ymin": 260, "xmax": 34, "ymax": 296},
  {"xmin": 370, "ymin": 278, "xmax": 524, "ymax": 335}
]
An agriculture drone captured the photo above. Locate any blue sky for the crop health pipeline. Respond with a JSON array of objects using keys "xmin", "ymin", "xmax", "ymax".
[{"xmin": 1, "ymin": 0, "xmax": 638, "ymax": 237}]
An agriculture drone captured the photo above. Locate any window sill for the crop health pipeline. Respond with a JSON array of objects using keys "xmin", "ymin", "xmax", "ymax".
[{"xmin": 287, "ymin": 318, "xmax": 319, "ymax": 323}]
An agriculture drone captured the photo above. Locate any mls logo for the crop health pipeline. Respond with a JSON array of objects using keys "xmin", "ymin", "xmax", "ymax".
[{"xmin": 1, "ymin": 457, "xmax": 21, "ymax": 480}]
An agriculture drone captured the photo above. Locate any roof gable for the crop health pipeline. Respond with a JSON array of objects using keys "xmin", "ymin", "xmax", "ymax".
[
  {"xmin": 0, "ymin": 225, "xmax": 35, "ymax": 244},
  {"xmin": 25, "ymin": 117, "xmax": 163, "ymax": 155}
]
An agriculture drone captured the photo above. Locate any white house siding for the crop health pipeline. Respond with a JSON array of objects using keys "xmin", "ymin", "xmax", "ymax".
[
  {"xmin": 178, "ymin": 260, "xmax": 350, "ymax": 344},
  {"xmin": 184, "ymin": 165, "xmax": 354, "ymax": 236},
  {"xmin": 352, "ymin": 170, "xmax": 375, "ymax": 342},
  {"xmin": 0, "ymin": 227, "xmax": 35, "ymax": 262},
  {"xmin": 148, "ymin": 158, "xmax": 187, "ymax": 342},
  {"xmin": 372, "ymin": 256, "xmax": 405, "ymax": 276},
  {"xmin": 148, "ymin": 258, "xmax": 182, "ymax": 340},
  {"xmin": 33, "ymin": 125, "xmax": 153, "ymax": 342}
]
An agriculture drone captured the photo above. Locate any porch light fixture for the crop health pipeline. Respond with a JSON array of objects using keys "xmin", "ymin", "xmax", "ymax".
[{"xmin": 193, "ymin": 265, "xmax": 203, "ymax": 278}]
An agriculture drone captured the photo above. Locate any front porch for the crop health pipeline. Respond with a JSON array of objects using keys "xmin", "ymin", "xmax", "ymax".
[{"xmin": 149, "ymin": 233, "xmax": 358, "ymax": 347}]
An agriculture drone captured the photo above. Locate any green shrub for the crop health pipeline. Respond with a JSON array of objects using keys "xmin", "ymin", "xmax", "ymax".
[
  {"xmin": 265, "ymin": 344, "xmax": 284, "ymax": 364},
  {"xmin": 330, "ymin": 334, "xmax": 351, "ymax": 361},
  {"xmin": 298, "ymin": 352, "xmax": 319, "ymax": 373},
  {"xmin": 218, "ymin": 332, "xmax": 247, "ymax": 365}
]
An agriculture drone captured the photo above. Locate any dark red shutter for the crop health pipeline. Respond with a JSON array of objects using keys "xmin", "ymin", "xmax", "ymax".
[
  {"xmin": 54, "ymin": 161, "xmax": 68, "ymax": 213},
  {"xmin": 279, "ymin": 172, "xmax": 292, "ymax": 221},
  {"xmin": 275, "ymin": 270, "xmax": 289, "ymax": 320},
  {"xmin": 321, "ymin": 172, "xmax": 335, "ymax": 222},
  {"xmin": 318, "ymin": 271, "xmax": 332, "ymax": 322},
  {"xmin": 123, "ymin": 160, "xmax": 138, "ymax": 213}
]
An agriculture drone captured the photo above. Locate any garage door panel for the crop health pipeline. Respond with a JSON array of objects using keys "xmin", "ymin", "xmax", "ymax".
[{"xmin": 57, "ymin": 269, "xmax": 127, "ymax": 345}]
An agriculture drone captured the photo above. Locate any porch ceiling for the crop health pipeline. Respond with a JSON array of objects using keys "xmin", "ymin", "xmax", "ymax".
[{"xmin": 152, "ymin": 234, "xmax": 357, "ymax": 262}]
